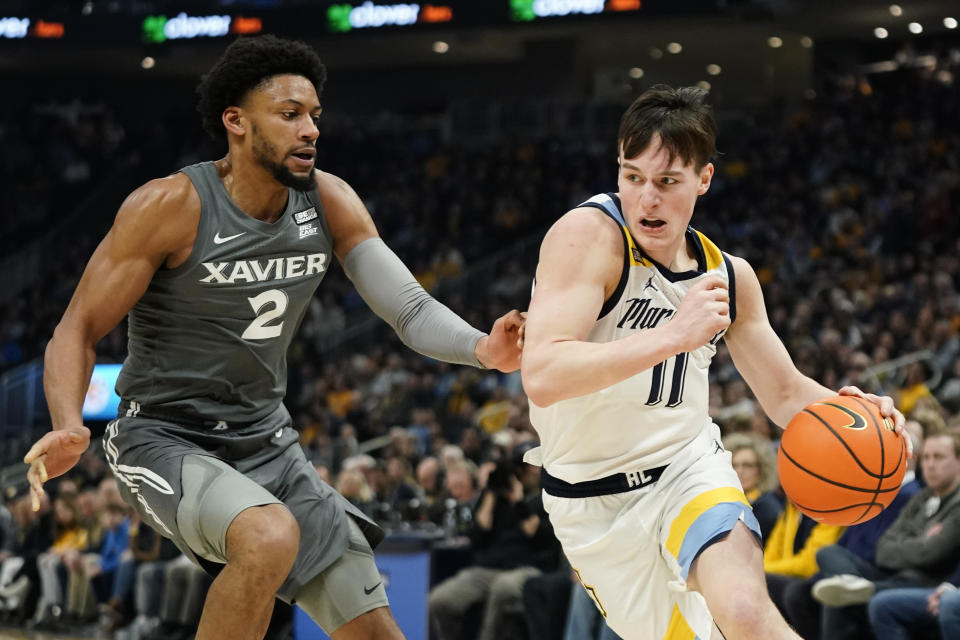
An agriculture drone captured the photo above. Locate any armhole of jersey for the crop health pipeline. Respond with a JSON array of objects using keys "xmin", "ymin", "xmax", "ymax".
[
  {"xmin": 598, "ymin": 229, "xmax": 629, "ymax": 320},
  {"xmin": 578, "ymin": 202, "xmax": 629, "ymax": 321},
  {"xmin": 723, "ymin": 252, "xmax": 737, "ymax": 325}
]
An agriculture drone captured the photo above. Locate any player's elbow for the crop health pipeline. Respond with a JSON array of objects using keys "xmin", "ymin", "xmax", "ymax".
[
  {"xmin": 521, "ymin": 363, "xmax": 557, "ymax": 408},
  {"xmin": 46, "ymin": 320, "xmax": 95, "ymax": 359}
]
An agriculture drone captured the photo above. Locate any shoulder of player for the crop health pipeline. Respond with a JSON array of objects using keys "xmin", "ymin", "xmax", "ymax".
[
  {"xmin": 313, "ymin": 169, "xmax": 359, "ymax": 211},
  {"xmin": 724, "ymin": 253, "xmax": 758, "ymax": 286},
  {"xmin": 114, "ymin": 174, "xmax": 199, "ymax": 237},
  {"xmin": 538, "ymin": 206, "xmax": 622, "ymax": 286},
  {"xmin": 312, "ymin": 169, "xmax": 378, "ymax": 256},
  {"xmin": 543, "ymin": 206, "xmax": 623, "ymax": 254}
]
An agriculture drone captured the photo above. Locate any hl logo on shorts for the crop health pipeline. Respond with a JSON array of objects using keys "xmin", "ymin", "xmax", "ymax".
[{"xmin": 626, "ymin": 468, "xmax": 657, "ymax": 488}]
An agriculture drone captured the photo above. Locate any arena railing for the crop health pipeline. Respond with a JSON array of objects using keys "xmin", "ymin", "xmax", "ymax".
[{"xmin": 857, "ymin": 349, "xmax": 941, "ymax": 396}]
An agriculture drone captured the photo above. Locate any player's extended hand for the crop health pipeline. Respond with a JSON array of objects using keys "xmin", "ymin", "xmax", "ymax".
[
  {"xmin": 477, "ymin": 309, "xmax": 526, "ymax": 372},
  {"xmin": 667, "ymin": 276, "xmax": 730, "ymax": 353},
  {"xmin": 838, "ymin": 386, "xmax": 912, "ymax": 458},
  {"xmin": 24, "ymin": 426, "xmax": 91, "ymax": 511}
]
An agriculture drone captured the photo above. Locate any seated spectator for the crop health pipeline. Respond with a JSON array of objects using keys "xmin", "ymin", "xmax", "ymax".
[
  {"xmin": 334, "ymin": 468, "xmax": 379, "ymax": 522},
  {"xmin": 868, "ymin": 557, "xmax": 960, "ymax": 640},
  {"xmin": 141, "ymin": 554, "xmax": 213, "ymax": 640},
  {"xmin": 33, "ymin": 492, "xmax": 88, "ymax": 627},
  {"xmin": 432, "ymin": 460, "xmax": 480, "ymax": 536},
  {"xmin": 898, "ymin": 361, "xmax": 934, "ymax": 415},
  {"xmin": 428, "ymin": 461, "xmax": 558, "ymax": 640},
  {"xmin": 724, "ymin": 433, "xmax": 778, "ymax": 503},
  {"xmin": 0, "ymin": 490, "xmax": 52, "ymax": 622},
  {"xmin": 63, "ymin": 501, "xmax": 130, "ymax": 622},
  {"xmin": 384, "ymin": 455, "xmax": 419, "ymax": 517},
  {"xmin": 812, "ymin": 430, "xmax": 960, "ymax": 640},
  {"xmin": 415, "ymin": 456, "xmax": 443, "ymax": 514},
  {"xmin": 116, "ymin": 515, "xmax": 183, "ymax": 637},
  {"xmin": 715, "ymin": 379, "xmax": 755, "ymax": 428}
]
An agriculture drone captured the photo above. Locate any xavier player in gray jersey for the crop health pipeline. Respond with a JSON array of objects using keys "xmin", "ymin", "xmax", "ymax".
[{"xmin": 23, "ymin": 35, "xmax": 523, "ymax": 640}]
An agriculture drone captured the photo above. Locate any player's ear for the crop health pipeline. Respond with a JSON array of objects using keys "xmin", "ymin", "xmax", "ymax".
[
  {"xmin": 696, "ymin": 162, "xmax": 714, "ymax": 196},
  {"xmin": 222, "ymin": 106, "xmax": 245, "ymax": 137}
]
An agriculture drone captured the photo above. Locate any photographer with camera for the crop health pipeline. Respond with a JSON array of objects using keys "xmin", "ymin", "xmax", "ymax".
[{"xmin": 428, "ymin": 459, "xmax": 558, "ymax": 640}]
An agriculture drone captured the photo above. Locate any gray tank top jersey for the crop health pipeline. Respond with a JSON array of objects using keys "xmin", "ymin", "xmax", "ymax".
[{"xmin": 116, "ymin": 161, "xmax": 333, "ymax": 428}]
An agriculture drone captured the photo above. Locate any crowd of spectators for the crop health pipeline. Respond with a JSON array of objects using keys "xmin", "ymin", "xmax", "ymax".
[{"xmin": 0, "ymin": 44, "xmax": 958, "ymax": 640}]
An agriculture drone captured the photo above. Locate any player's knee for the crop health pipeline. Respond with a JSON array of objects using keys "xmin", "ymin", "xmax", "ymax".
[
  {"xmin": 227, "ymin": 503, "xmax": 300, "ymax": 577},
  {"xmin": 713, "ymin": 589, "xmax": 770, "ymax": 635}
]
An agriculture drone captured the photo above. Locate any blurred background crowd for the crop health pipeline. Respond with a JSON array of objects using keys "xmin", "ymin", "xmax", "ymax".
[{"xmin": 1, "ymin": 1, "xmax": 960, "ymax": 639}]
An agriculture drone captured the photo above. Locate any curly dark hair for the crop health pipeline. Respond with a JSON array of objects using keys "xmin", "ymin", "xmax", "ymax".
[{"xmin": 196, "ymin": 34, "xmax": 327, "ymax": 141}]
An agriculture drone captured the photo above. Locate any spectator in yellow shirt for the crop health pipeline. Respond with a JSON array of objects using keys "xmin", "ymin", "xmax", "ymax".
[{"xmin": 764, "ymin": 500, "xmax": 844, "ymax": 632}]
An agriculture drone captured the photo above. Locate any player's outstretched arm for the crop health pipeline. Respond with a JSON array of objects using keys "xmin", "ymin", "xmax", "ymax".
[
  {"xmin": 26, "ymin": 176, "xmax": 198, "ymax": 508},
  {"xmin": 318, "ymin": 170, "xmax": 523, "ymax": 371},
  {"xmin": 521, "ymin": 208, "xmax": 729, "ymax": 407},
  {"xmin": 723, "ymin": 256, "xmax": 906, "ymax": 447}
]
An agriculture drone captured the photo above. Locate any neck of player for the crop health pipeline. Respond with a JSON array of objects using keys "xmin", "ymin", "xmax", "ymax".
[
  {"xmin": 645, "ymin": 237, "xmax": 698, "ymax": 272},
  {"xmin": 216, "ymin": 155, "xmax": 290, "ymax": 224}
]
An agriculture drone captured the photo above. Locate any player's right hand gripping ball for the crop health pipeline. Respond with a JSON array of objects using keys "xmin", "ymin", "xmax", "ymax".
[{"xmin": 777, "ymin": 395, "xmax": 906, "ymax": 526}]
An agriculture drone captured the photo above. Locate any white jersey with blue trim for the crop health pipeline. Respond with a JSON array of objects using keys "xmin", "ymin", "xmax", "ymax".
[{"xmin": 527, "ymin": 193, "xmax": 737, "ymax": 483}]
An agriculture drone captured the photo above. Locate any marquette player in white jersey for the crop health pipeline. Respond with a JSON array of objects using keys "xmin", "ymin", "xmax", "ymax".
[{"xmin": 521, "ymin": 85, "xmax": 910, "ymax": 639}]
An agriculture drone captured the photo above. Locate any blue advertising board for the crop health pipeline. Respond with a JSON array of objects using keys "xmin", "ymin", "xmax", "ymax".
[{"xmin": 82, "ymin": 364, "xmax": 122, "ymax": 420}]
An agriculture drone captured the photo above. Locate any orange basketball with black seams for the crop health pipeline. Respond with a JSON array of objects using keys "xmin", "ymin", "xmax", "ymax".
[{"xmin": 776, "ymin": 395, "xmax": 906, "ymax": 526}]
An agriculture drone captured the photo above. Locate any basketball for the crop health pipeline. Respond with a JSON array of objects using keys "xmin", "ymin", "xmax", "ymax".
[{"xmin": 777, "ymin": 395, "xmax": 907, "ymax": 526}]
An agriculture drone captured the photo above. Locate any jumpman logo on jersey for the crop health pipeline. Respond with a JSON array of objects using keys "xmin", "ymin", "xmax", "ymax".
[{"xmin": 643, "ymin": 277, "xmax": 658, "ymax": 293}]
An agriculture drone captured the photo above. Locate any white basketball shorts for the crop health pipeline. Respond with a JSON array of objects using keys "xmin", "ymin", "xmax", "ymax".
[{"xmin": 541, "ymin": 424, "xmax": 761, "ymax": 640}]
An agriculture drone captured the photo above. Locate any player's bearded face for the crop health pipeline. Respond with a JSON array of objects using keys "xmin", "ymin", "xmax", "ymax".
[{"xmin": 251, "ymin": 122, "xmax": 317, "ymax": 191}]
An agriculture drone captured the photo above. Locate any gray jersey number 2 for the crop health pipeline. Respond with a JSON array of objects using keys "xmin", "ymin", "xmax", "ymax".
[{"xmin": 241, "ymin": 289, "xmax": 289, "ymax": 340}]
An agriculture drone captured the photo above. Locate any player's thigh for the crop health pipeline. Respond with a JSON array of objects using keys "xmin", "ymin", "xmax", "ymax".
[
  {"xmin": 176, "ymin": 454, "xmax": 283, "ymax": 564},
  {"xmin": 294, "ymin": 516, "xmax": 391, "ymax": 637},
  {"xmin": 654, "ymin": 430, "xmax": 765, "ymax": 636},
  {"xmin": 103, "ymin": 418, "xmax": 282, "ymax": 565},
  {"xmin": 544, "ymin": 492, "xmax": 680, "ymax": 640},
  {"xmin": 655, "ymin": 426, "xmax": 760, "ymax": 585}
]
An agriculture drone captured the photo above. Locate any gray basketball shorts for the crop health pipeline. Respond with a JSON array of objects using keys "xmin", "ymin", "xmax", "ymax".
[{"xmin": 101, "ymin": 414, "xmax": 386, "ymax": 630}]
